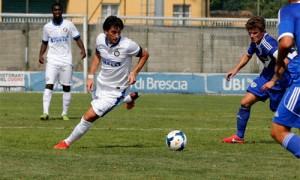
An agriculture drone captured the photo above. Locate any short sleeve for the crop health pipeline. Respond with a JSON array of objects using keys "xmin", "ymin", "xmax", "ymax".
[
  {"xmin": 69, "ymin": 22, "xmax": 80, "ymax": 39},
  {"xmin": 127, "ymin": 39, "xmax": 141, "ymax": 56},
  {"xmin": 247, "ymin": 43, "xmax": 256, "ymax": 56},
  {"xmin": 278, "ymin": 7, "xmax": 294, "ymax": 40},
  {"xmin": 42, "ymin": 25, "xmax": 48, "ymax": 42},
  {"xmin": 263, "ymin": 36, "xmax": 278, "ymax": 57}
]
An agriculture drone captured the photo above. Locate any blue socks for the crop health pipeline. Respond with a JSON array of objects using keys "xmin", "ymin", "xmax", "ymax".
[
  {"xmin": 236, "ymin": 106, "xmax": 251, "ymax": 138},
  {"xmin": 282, "ymin": 133, "xmax": 300, "ymax": 158}
]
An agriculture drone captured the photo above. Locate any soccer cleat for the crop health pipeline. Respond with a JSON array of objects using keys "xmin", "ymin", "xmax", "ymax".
[
  {"xmin": 54, "ymin": 140, "xmax": 69, "ymax": 150},
  {"xmin": 61, "ymin": 114, "xmax": 70, "ymax": 121},
  {"xmin": 40, "ymin": 113, "xmax": 49, "ymax": 120},
  {"xmin": 222, "ymin": 134, "xmax": 245, "ymax": 144},
  {"xmin": 125, "ymin": 92, "xmax": 139, "ymax": 110}
]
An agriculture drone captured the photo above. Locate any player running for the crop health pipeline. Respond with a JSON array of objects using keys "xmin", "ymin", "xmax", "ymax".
[
  {"xmin": 262, "ymin": 0, "xmax": 300, "ymax": 158},
  {"xmin": 54, "ymin": 16, "xmax": 149, "ymax": 149},
  {"xmin": 39, "ymin": 2, "xmax": 86, "ymax": 121},
  {"xmin": 222, "ymin": 16, "xmax": 292, "ymax": 144}
]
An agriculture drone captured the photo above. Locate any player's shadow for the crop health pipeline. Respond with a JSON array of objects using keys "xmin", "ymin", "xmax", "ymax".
[
  {"xmin": 246, "ymin": 140, "xmax": 277, "ymax": 144},
  {"xmin": 47, "ymin": 116, "xmax": 81, "ymax": 121},
  {"xmin": 79, "ymin": 144, "xmax": 145, "ymax": 149}
]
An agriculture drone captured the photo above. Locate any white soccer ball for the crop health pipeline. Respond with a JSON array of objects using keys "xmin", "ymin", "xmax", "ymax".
[{"xmin": 166, "ymin": 130, "xmax": 187, "ymax": 151}]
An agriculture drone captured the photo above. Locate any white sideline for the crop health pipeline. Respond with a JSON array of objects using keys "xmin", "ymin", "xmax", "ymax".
[{"xmin": 0, "ymin": 126, "xmax": 269, "ymax": 131}]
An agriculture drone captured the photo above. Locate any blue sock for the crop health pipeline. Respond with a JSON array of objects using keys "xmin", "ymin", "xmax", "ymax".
[
  {"xmin": 282, "ymin": 133, "xmax": 300, "ymax": 158},
  {"xmin": 236, "ymin": 106, "xmax": 250, "ymax": 138}
]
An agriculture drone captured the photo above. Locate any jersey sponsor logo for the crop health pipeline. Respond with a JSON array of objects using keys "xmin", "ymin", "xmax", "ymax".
[
  {"xmin": 50, "ymin": 35, "xmax": 69, "ymax": 43},
  {"xmin": 102, "ymin": 58, "xmax": 121, "ymax": 67}
]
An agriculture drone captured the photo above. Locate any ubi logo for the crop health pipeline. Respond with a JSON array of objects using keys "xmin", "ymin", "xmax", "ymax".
[{"xmin": 223, "ymin": 78, "xmax": 253, "ymax": 91}]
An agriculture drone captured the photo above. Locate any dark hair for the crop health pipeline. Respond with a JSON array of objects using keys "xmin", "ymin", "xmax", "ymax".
[
  {"xmin": 245, "ymin": 16, "xmax": 266, "ymax": 32},
  {"xmin": 103, "ymin": 16, "xmax": 124, "ymax": 31},
  {"xmin": 51, "ymin": 2, "xmax": 63, "ymax": 12}
]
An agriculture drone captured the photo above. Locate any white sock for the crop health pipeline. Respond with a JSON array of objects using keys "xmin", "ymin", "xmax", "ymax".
[
  {"xmin": 43, "ymin": 89, "xmax": 52, "ymax": 114},
  {"xmin": 62, "ymin": 92, "xmax": 71, "ymax": 115},
  {"xmin": 64, "ymin": 117, "xmax": 92, "ymax": 145},
  {"xmin": 123, "ymin": 94, "xmax": 132, "ymax": 103}
]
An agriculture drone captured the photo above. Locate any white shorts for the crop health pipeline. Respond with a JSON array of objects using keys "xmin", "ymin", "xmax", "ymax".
[
  {"xmin": 45, "ymin": 63, "xmax": 73, "ymax": 86},
  {"xmin": 91, "ymin": 84, "xmax": 129, "ymax": 117}
]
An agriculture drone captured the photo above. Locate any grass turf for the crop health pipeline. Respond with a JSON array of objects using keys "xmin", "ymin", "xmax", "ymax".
[{"xmin": 0, "ymin": 93, "xmax": 299, "ymax": 179}]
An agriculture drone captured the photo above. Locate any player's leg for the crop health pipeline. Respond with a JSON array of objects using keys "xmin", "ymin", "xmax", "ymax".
[
  {"xmin": 59, "ymin": 65, "xmax": 73, "ymax": 120},
  {"xmin": 271, "ymin": 85, "xmax": 300, "ymax": 158},
  {"xmin": 236, "ymin": 92, "xmax": 259, "ymax": 138},
  {"xmin": 271, "ymin": 122, "xmax": 300, "ymax": 158},
  {"xmin": 54, "ymin": 89, "xmax": 122, "ymax": 149},
  {"xmin": 123, "ymin": 92, "xmax": 139, "ymax": 110},
  {"xmin": 61, "ymin": 85, "xmax": 71, "ymax": 120},
  {"xmin": 41, "ymin": 63, "xmax": 58, "ymax": 120},
  {"xmin": 54, "ymin": 107, "xmax": 97, "ymax": 149},
  {"xmin": 223, "ymin": 92, "xmax": 259, "ymax": 143}
]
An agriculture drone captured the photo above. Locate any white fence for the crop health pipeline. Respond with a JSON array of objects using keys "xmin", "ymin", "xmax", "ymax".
[{"xmin": 0, "ymin": 14, "xmax": 279, "ymax": 84}]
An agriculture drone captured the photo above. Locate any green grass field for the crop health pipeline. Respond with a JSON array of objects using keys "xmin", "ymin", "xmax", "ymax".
[{"xmin": 0, "ymin": 93, "xmax": 299, "ymax": 179}]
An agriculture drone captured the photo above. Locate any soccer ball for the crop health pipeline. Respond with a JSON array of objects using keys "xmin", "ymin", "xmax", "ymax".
[{"xmin": 166, "ymin": 130, "xmax": 187, "ymax": 151}]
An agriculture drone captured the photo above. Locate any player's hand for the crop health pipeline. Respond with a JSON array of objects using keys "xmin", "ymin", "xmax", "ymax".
[
  {"xmin": 128, "ymin": 72, "xmax": 137, "ymax": 85},
  {"xmin": 39, "ymin": 56, "xmax": 45, "ymax": 64},
  {"xmin": 261, "ymin": 80, "xmax": 276, "ymax": 91},
  {"xmin": 86, "ymin": 78, "xmax": 94, "ymax": 92},
  {"xmin": 225, "ymin": 68, "xmax": 239, "ymax": 81},
  {"xmin": 80, "ymin": 50, "xmax": 86, "ymax": 60}
]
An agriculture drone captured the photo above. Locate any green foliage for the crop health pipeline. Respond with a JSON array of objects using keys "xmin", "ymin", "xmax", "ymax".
[
  {"xmin": 0, "ymin": 93, "xmax": 299, "ymax": 179},
  {"xmin": 210, "ymin": 0, "xmax": 289, "ymax": 18}
]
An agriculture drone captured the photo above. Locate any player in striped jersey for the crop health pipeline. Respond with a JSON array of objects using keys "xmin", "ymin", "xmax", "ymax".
[
  {"xmin": 262, "ymin": 0, "xmax": 300, "ymax": 158},
  {"xmin": 223, "ymin": 16, "xmax": 291, "ymax": 144},
  {"xmin": 53, "ymin": 16, "xmax": 149, "ymax": 149}
]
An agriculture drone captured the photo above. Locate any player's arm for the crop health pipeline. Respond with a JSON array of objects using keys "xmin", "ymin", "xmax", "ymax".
[
  {"xmin": 273, "ymin": 37, "xmax": 293, "ymax": 79},
  {"xmin": 128, "ymin": 48, "xmax": 149, "ymax": 85},
  {"xmin": 39, "ymin": 41, "xmax": 48, "ymax": 64},
  {"xmin": 226, "ymin": 54, "xmax": 252, "ymax": 81},
  {"xmin": 86, "ymin": 51, "xmax": 101, "ymax": 92},
  {"xmin": 261, "ymin": 51, "xmax": 290, "ymax": 91},
  {"xmin": 74, "ymin": 38, "xmax": 86, "ymax": 60}
]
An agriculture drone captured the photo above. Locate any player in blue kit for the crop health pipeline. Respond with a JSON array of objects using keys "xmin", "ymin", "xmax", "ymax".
[
  {"xmin": 262, "ymin": 0, "xmax": 300, "ymax": 158},
  {"xmin": 223, "ymin": 16, "xmax": 291, "ymax": 144}
]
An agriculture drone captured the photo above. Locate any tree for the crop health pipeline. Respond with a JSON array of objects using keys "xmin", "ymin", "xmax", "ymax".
[{"xmin": 210, "ymin": 0, "xmax": 288, "ymax": 18}]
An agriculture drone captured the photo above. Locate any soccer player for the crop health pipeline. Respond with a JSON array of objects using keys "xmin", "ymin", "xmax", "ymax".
[
  {"xmin": 39, "ymin": 2, "xmax": 86, "ymax": 121},
  {"xmin": 53, "ymin": 16, "xmax": 149, "ymax": 149},
  {"xmin": 222, "ymin": 16, "xmax": 291, "ymax": 144},
  {"xmin": 263, "ymin": 0, "xmax": 300, "ymax": 158}
]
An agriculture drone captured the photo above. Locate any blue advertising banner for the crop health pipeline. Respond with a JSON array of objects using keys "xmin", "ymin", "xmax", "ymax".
[
  {"xmin": 0, "ymin": 71, "xmax": 259, "ymax": 94},
  {"xmin": 130, "ymin": 73, "xmax": 257, "ymax": 94},
  {"xmin": 26, "ymin": 72, "xmax": 84, "ymax": 92}
]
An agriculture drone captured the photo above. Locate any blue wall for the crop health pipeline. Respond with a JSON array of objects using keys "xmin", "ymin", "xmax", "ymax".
[{"xmin": 23, "ymin": 72, "xmax": 257, "ymax": 94}]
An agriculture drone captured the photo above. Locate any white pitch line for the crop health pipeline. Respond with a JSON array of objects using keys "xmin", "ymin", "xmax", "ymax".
[{"xmin": 0, "ymin": 126, "xmax": 270, "ymax": 131}]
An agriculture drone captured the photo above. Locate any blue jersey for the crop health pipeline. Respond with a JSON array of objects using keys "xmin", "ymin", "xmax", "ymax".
[
  {"xmin": 273, "ymin": 2, "xmax": 300, "ymax": 127},
  {"xmin": 247, "ymin": 33, "xmax": 290, "ymax": 88},
  {"xmin": 278, "ymin": 2, "xmax": 300, "ymax": 82}
]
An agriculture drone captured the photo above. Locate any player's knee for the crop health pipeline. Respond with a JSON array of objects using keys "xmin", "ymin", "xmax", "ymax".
[
  {"xmin": 240, "ymin": 104, "xmax": 251, "ymax": 110},
  {"xmin": 45, "ymin": 84, "xmax": 54, "ymax": 90},
  {"xmin": 62, "ymin": 85, "xmax": 71, "ymax": 92},
  {"xmin": 240, "ymin": 100, "xmax": 252, "ymax": 108},
  {"xmin": 270, "ymin": 128, "xmax": 277, "ymax": 140}
]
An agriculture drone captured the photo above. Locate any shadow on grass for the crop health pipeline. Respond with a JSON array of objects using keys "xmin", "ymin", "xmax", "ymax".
[
  {"xmin": 246, "ymin": 140, "xmax": 277, "ymax": 144},
  {"xmin": 40, "ymin": 116, "xmax": 81, "ymax": 121},
  {"xmin": 79, "ymin": 144, "xmax": 145, "ymax": 149}
]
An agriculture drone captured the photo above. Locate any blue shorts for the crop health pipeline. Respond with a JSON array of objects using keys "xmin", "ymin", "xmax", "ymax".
[
  {"xmin": 247, "ymin": 76, "xmax": 287, "ymax": 112},
  {"xmin": 273, "ymin": 83, "xmax": 300, "ymax": 128}
]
